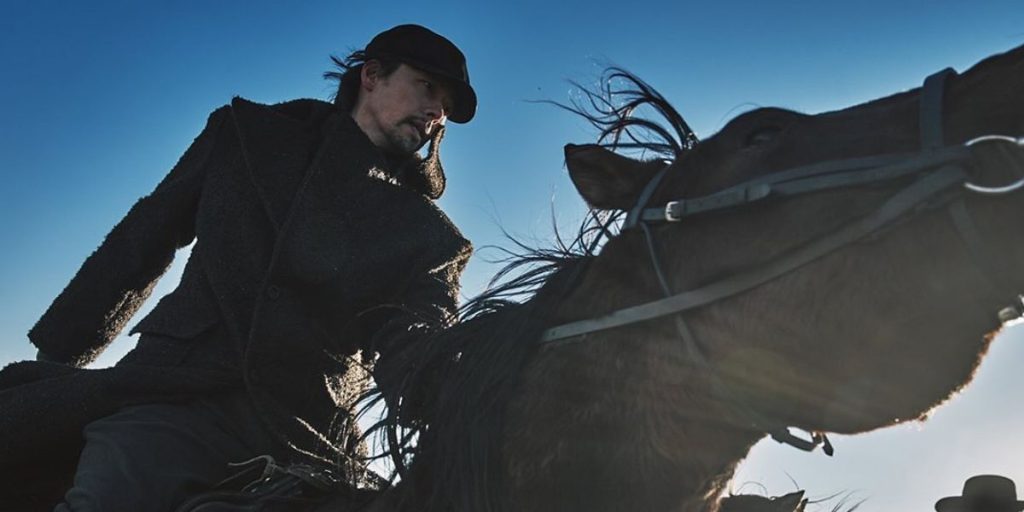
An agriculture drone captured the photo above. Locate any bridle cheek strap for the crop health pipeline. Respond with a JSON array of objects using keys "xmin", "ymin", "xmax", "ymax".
[{"xmin": 540, "ymin": 166, "xmax": 969, "ymax": 343}]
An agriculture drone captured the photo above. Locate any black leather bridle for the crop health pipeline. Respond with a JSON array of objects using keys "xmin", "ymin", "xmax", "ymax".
[{"xmin": 538, "ymin": 68, "xmax": 1024, "ymax": 453}]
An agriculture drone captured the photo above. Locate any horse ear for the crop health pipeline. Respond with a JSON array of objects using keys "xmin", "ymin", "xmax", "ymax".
[
  {"xmin": 776, "ymin": 491, "xmax": 806, "ymax": 512},
  {"xmin": 565, "ymin": 144, "xmax": 665, "ymax": 210}
]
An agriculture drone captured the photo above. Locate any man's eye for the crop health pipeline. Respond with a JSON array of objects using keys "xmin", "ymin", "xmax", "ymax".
[{"xmin": 419, "ymin": 80, "xmax": 433, "ymax": 90}]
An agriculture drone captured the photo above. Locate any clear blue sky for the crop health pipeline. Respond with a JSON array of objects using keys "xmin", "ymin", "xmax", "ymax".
[{"xmin": 2, "ymin": 1, "xmax": 1022, "ymax": 510}]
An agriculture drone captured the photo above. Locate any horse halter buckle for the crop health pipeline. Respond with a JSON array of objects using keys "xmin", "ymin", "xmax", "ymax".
[
  {"xmin": 962, "ymin": 134, "xmax": 1024, "ymax": 194},
  {"xmin": 664, "ymin": 201, "xmax": 681, "ymax": 222}
]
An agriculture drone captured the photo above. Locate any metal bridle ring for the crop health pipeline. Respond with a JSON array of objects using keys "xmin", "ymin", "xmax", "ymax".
[{"xmin": 963, "ymin": 134, "xmax": 1024, "ymax": 194}]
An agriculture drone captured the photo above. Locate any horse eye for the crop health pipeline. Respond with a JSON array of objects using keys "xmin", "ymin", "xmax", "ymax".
[{"xmin": 744, "ymin": 126, "xmax": 782, "ymax": 147}]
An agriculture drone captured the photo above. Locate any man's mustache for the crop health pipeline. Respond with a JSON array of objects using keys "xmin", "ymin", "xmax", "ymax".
[{"xmin": 403, "ymin": 116, "xmax": 441, "ymax": 140}]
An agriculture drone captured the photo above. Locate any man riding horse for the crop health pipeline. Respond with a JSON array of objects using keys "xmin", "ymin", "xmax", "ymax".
[{"xmin": 0, "ymin": 24, "xmax": 475, "ymax": 511}]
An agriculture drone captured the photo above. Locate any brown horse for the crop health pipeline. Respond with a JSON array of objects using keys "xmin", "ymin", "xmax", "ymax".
[{"xmin": 354, "ymin": 44, "xmax": 1024, "ymax": 512}]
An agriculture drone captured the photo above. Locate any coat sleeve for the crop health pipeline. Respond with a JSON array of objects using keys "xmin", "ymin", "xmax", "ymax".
[
  {"xmin": 367, "ymin": 242, "xmax": 471, "ymax": 357},
  {"xmin": 28, "ymin": 107, "xmax": 230, "ymax": 367},
  {"xmin": 367, "ymin": 239, "xmax": 471, "ymax": 423}
]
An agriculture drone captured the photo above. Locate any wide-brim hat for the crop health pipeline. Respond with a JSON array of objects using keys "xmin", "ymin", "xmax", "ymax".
[
  {"xmin": 365, "ymin": 24, "xmax": 477, "ymax": 124},
  {"xmin": 936, "ymin": 475, "xmax": 1024, "ymax": 512}
]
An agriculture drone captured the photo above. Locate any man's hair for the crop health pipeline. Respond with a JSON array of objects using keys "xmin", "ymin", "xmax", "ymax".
[{"xmin": 324, "ymin": 50, "xmax": 401, "ymax": 111}]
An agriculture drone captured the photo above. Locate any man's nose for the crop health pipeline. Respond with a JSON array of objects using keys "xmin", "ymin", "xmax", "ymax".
[{"xmin": 424, "ymin": 100, "xmax": 446, "ymax": 122}]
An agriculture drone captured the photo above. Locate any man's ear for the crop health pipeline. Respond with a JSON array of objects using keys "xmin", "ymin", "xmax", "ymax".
[
  {"xmin": 775, "ymin": 491, "xmax": 806, "ymax": 512},
  {"xmin": 361, "ymin": 60, "xmax": 382, "ymax": 91},
  {"xmin": 565, "ymin": 143, "xmax": 665, "ymax": 210}
]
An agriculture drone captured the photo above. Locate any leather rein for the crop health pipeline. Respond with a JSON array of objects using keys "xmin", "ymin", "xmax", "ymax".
[{"xmin": 538, "ymin": 68, "xmax": 1024, "ymax": 453}]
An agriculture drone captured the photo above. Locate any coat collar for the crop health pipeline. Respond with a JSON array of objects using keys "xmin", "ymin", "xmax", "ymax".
[
  {"xmin": 229, "ymin": 97, "xmax": 330, "ymax": 228},
  {"xmin": 230, "ymin": 97, "xmax": 447, "ymax": 203}
]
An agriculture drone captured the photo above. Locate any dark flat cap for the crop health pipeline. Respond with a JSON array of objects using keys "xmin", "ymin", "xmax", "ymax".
[{"xmin": 365, "ymin": 24, "xmax": 476, "ymax": 123}]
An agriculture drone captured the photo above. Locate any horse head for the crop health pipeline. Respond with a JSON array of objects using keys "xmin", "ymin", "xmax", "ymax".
[
  {"xmin": 560, "ymin": 44, "xmax": 1024, "ymax": 436},
  {"xmin": 498, "ymin": 45, "xmax": 1024, "ymax": 511}
]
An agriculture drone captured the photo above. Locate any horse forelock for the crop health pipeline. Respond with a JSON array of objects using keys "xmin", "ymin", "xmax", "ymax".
[{"xmin": 555, "ymin": 67, "xmax": 699, "ymax": 162}]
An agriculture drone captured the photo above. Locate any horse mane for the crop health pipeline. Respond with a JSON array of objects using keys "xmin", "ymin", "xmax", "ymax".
[
  {"xmin": 354, "ymin": 217, "xmax": 598, "ymax": 510},
  {"xmin": 359, "ymin": 68, "xmax": 700, "ymax": 512}
]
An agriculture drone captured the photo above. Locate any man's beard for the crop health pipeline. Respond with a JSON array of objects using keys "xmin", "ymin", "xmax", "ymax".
[{"xmin": 383, "ymin": 118, "xmax": 428, "ymax": 156}]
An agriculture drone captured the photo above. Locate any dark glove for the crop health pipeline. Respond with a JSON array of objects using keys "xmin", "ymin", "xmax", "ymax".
[{"xmin": 35, "ymin": 349, "xmax": 63, "ymax": 364}]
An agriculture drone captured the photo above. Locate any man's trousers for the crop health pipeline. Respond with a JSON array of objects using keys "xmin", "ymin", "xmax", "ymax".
[{"xmin": 54, "ymin": 390, "xmax": 282, "ymax": 512}]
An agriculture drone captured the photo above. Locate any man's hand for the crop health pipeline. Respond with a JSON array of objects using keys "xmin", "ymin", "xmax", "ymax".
[{"xmin": 35, "ymin": 349, "xmax": 61, "ymax": 364}]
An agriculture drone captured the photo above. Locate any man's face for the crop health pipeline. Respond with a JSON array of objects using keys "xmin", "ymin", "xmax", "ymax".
[{"xmin": 355, "ymin": 62, "xmax": 454, "ymax": 155}]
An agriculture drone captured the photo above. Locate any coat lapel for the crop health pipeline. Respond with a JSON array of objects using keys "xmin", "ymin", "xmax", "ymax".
[{"xmin": 229, "ymin": 97, "xmax": 332, "ymax": 231}]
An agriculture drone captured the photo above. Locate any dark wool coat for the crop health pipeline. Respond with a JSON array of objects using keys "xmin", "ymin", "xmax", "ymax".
[{"xmin": 0, "ymin": 98, "xmax": 471, "ymax": 505}]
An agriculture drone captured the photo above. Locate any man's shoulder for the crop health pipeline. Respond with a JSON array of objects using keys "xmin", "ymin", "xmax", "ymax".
[
  {"xmin": 223, "ymin": 97, "xmax": 337, "ymax": 156},
  {"xmin": 227, "ymin": 97, "xmax": 335, "ymax": 125}
]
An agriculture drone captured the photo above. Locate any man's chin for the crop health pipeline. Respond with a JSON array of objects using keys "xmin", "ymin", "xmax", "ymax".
[
  {"xmin": 403, "ymin": 122, "xmax": 429, "ymax": 148},
  {"xmin": 383, "ymin": 134, "xmax": 422, "ymax": 156}
]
